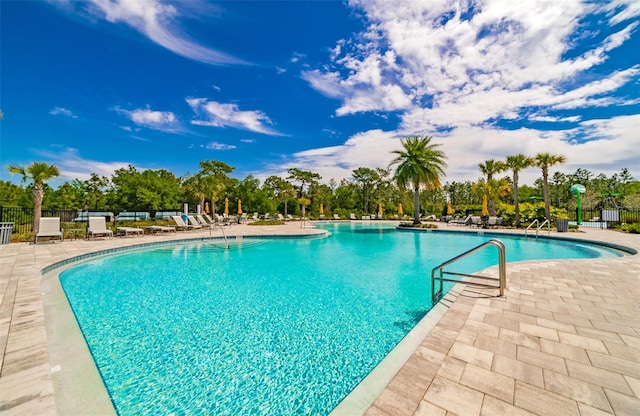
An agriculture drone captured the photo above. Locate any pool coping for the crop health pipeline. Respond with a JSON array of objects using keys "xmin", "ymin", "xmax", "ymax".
[{"xmin": 1, "ymin": 222, "xmax": 638, "ymax": 415}]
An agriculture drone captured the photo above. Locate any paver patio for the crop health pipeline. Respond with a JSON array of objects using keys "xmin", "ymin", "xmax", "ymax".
[{"xmin": 0, "ymin": 223, "xmax": 638, "ymax": 415}]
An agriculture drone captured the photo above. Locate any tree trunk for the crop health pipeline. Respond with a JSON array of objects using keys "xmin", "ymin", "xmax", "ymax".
[
  {"xmin": 284, "ymin": 200, "xmax": 288, "ymax": 216},
  {"xmin": 32, "ymin": 185, "xmax": 43, "ymax": 233},
  {"xmin": 513, "ymin": 172, "xmax": 521, "ymax": 227},
  {"xmin": 542, "ymin": 169, "xmax": 551, "ymax": 221},
  {"xmin": 413, "ymin": 185, "xmax": 421, "ymax": 224}
]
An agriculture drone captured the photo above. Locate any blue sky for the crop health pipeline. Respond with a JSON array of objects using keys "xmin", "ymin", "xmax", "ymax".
[{"xmin": 1, "ymin": 0, "xmax": 639, "ymax": 188}]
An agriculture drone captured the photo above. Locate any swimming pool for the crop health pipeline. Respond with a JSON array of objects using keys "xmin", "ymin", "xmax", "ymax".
[{"xmin": 59, "ymin": 223, "xmax": 621, "ymax": 415}]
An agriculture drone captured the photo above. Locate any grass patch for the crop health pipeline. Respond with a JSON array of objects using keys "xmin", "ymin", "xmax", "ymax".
[
  {"xmin": 398, "ymin": 222, "xmax": 438, "ymax": 229},
  {"xmin": 248, "ymin": 220, "xmax": 285, "ymax": 226}
]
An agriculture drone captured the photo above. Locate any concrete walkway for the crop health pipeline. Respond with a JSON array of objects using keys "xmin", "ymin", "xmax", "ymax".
[
  {"xmin": 364, "ymin": 228, "xmax": 640, "ymax": 416},
  {"xmin": 0, "ymin": 223, "xmax": 638, "ymax": 415}
]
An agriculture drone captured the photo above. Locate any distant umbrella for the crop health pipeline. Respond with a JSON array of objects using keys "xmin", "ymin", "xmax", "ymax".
[
  {"xmin": 224, "ymin": 198, "xmax": 229, "ymax": 215},
  {"xmin": 237, "ymin": 199, "xmax": 242, "ymax": 215},
  {"xmin": 398, "ymin": 203, "xmax": 403, "ymax": 215},
  {"xmin": 378, "ymin": 203, "xmax": 383, "ymax": 216},
  {"xmin": 205, "ymin": 202, "xmax": 209, "ymax": 214},
  {"xmin": 447, "ymin": 201, "xmax": 453, "ymax": 215},
  {"xmin": 482, "ymin": 195, "xmax": 489, "ymax": 216},
  {"xmin": 319, "ymin": 204, "xmax": 324, "ymax": 215}
]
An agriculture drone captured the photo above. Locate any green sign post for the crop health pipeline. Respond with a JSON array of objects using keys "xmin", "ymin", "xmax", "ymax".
[{"xmin": 570, "ymin": 184, "xmax": 586, "ymax": 224}]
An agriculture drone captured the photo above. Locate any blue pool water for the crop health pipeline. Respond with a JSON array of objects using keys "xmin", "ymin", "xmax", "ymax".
[{"xmin": 59, "ymin": 223, "xmax": 621, "ymax": 415}]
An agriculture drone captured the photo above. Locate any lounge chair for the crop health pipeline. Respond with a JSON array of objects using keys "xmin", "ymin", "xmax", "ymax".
[
  {"xmin": 187, "ymin": 215, "xmax": 205, "ymax": 229},
  {"xmin": 286, "ymin": 214, "xmax": 295, "ymax": 221},
  {"xmin": 144, "ymin": 225, "xmax": 176, "ymax": 235},
  {"xmin": 35, "ymin": 217, "xmax": 63, "ymax": 243},
  {"xmin": 350, "ymin": 213, "xmax": 357, "ymax": 220},
  {"xmin": 333, "ymin": 213, "xmax": 341, "ymax": 220},
  {"xmin": 196, "ymin": 214, "xmax": 216, "ymax": 229},
  {"xmin": 87, "ymin": 217, "xmax": 114, "ymax": 239},
  {"xmin": 469, "ymin": 216, "xmax": 483, "ymax": 227},
  {"xmin": 448, "ymin": 214, "xmax": 472, "ymax": 226},
  {"xmin": 252, "ymin": 212, "xmax": 259, "ymax": 220},
  {"xmin": 213, "ymin": 214, "xmax": 230, "ymax": 225},
  {"xmin": 486, "ymin": 216, "xmax": 498, "ymax": 228},
  {"xmin": 117, "ymin": 226, "xmax": 144, "ymax": 237},
  {"xmin": 171, "ymin": 215, "xmax": 200, "ymax": 231},
  {"xmin": 277, "ymin": 214, "xmax": 285, "ymax": 221}
]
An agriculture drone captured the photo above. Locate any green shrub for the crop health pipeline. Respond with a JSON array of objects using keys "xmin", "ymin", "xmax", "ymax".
[
  {"xmin": 620, "ymin": 223, "xmax": 640, "ymax": 234},
  {"xmin": 248, "ymin": 220, "xmax": 284, "ymax": 226},
  {"xmin": 398, "ymin": 222, "xmax": 438, "ymax": 229}
]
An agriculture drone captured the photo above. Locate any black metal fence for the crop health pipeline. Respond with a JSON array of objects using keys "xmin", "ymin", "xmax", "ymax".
[
  {"xmin": 0, "ymin": 207, "xmax": 183, "ymax": 235},
  {"xmin": 1, "ymin": 206, "xmax": 638, "ymax": 235},
  {"xmin": 566, "ymin": 208, "xmax": 640, "ymax": 228}
]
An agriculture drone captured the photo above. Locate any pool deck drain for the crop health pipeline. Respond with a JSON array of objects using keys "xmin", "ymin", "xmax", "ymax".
[{"xmin": 1, "ymin": 222, "xmax": 638, "ymax": 415}]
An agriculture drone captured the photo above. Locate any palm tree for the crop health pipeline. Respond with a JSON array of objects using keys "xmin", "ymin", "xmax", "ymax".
[
  {"xmin": 505, "ymin": 154, "xmax": 535, "ymax": 227},
  {"xmin": 478, "ymin": 159, "xmax": 506, "ymax": 216},
  {"xmin": 535, "ymin": 152, "xmax": 567, "ymax": 222},
  {"xmin": 8, "ymin": 162, "xmax": 60, "ymax": 233},
  {"xmin": 390, "ymin": 136, "xmax": 447, "ymax": 224}
]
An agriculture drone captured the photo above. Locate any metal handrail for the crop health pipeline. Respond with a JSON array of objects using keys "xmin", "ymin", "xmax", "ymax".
[
  {"xmin": 431, "ymin": 239, "xmax": 506, "ymax": 305},
  {"xmin": 300, "ymin": 218, "xmax": 316, "ymax": 228},
  {"xmin": 525, "ymin": 219, "xmax": 538, "ymax": 237},
  {"xmin": 537, "ymin": 219, "xmax": 550, "ymax": 236},
  {"xmin": 217, "ymin": 223, "xmax": 229, "ymax": 248},
  {"xmin": 525, "ymin": 219, "xmax": 550, "ymax": 238}
]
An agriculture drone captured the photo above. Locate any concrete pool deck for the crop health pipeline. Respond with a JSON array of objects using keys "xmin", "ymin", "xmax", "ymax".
[{"xmin": 0, "ymin": 222, "xmax": 638, "ymax": 415}]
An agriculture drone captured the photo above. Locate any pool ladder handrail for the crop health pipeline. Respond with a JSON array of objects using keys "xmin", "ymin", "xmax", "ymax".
[
  {"xmin": 431, "ymin": 239, "xmax": 506, "ymax": 306},
  {"xmin": 525, "ymin": 219, "xmax": 550, "ymax": 238},
  {"xmin": 210, "ymin": 222, "xmax": 229, "ymax": 248},
  {"xmin": 300, "ymin": 217, "xmax": 316, "ymax": 228}
]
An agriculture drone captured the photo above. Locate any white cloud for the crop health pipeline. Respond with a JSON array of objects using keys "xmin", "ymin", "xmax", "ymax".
[
  {"xmin": 52, "ymin": 0, "xmax": 246, "ymax": 66},
  {"xmin": 115, "ymin": 106, "xmax": 180, "ymax": 132},
  {"xmin": 286, "ymin": 0, "xmax": 640, "ymax": 184},
  {"xmin": 529, "ymin": 115, "xmax": 582, "ymax": 122},
  {"xmin": 202, "ymin": 142, "xmax": 236, "ymax": 151},
  {"xmin": 187, "ymin": 98, "xmax": 285, "ymax": 136},
  {"xmin": 49, "ymin": 106, "xmax": 78, "ymax": 118},
  {"xmin": 302, "ymin": 0, "xmax": 638, "ymax": 126},
  {"xmin": 35, "ymin": 147, "xmax": 133, "ymax": 181},
  {"xmin": 601, "ymin": 0, "xmax": 640, "ymax": 25},
  {"xmin": 259, "ymin": 113, "xmax": 640, "ymax": 186}
]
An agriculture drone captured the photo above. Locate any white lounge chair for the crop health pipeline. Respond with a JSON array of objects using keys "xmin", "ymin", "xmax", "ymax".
[
  {"xmin": 87, "ymin": 217, "xmax": 114, "ymax": 239},
  {"xmin": 171, "ymin": 215, "xmax": 200, "ymax": 231},
  {"xmin": 35, "ymin": 217, "xmax": 63, "ymax": 243},
  {"xmin": 449, "ymin": 214, "xmax": 472, "ymax": 226},
  {"xmin": 144, "ymin": 225, "xmax": 176, "ymax": 235},
  {"xmin": 350, "ymin": 213, "xmax": 357, "ymax": 220},
  {"xmin": 187, "ymin": 216, "xmax": 204, "ymax": 229},
  {"xmin": 195, "ymin": 214, "xmax": 216, "ymax": 230},
  {"xmin": 117, "ymin": 226, "xmax": 144, "ymax": 237},
  {"xmin": 470, "ymin": 216, "xmax": 483, "ymax": 227},
  {"xmin": 333, "ymin": 213, "xmax": 341, "ymax": 220}
]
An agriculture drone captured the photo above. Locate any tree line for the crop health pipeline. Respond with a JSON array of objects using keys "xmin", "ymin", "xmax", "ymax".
[{"xmin": 2, "ymin": 136, "xmax": 638, "ymax": 231}]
